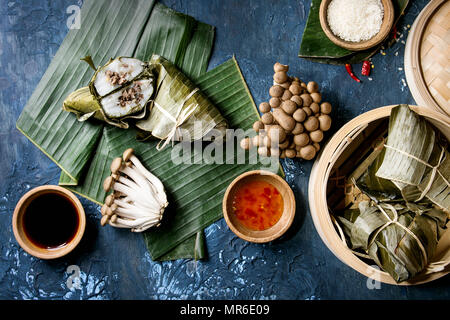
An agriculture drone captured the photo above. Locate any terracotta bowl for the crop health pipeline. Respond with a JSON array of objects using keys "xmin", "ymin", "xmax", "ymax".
[
  {"xmin": 223, "ymin": 170, "xmax": 295, "ymax": 243},
  {"xmin": 12, "ymin": 185, "xmax": 86, "ymax": 260},
  {"xmin": 319, "ymin": 0, "xmax": 394, "ymax": 51}
]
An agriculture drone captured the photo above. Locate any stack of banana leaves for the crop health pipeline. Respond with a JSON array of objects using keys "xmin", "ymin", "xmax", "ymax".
[
  {"xmin": 337, "ymin": 105, "xmax": 449, "ymax": 282},
  {"xmin": 16, "ymin": 0, "xmax": 266, "ymax": 261},
  {"xmin": 298, "ymin": 0, "xmax": 409, "ymax": 65}
]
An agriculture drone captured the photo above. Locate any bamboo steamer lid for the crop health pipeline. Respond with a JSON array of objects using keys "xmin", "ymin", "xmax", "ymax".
[
  {"xmin": 308, "ymin": 105, "xmax": 450, "ymax": 285},
  {"xmin": 404, "ymin": 0, "xmax": 450, "ymax": 118}
]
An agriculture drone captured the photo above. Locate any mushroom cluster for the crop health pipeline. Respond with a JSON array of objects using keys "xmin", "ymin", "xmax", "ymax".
[
  {"xmin": 101, "ymin": 148, "xmax": 168, "ymax": 232},
  {"xmin": 240, "ymin": 62, "xmax": 332, "ymax": 160}
]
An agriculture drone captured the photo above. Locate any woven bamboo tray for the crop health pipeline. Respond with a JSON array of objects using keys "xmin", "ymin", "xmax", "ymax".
[
  {"xmin": 404, "ymin": 0, "xmax": 450, "ymax": 118},
  {"xmin": 309, "ymin": 105, "xmax": 450, "ymax": 285}
]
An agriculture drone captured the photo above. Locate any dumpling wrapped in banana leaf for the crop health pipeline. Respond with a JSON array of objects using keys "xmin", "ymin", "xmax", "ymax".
[
  {"xmin": 338, "ymin": 201, "xmax": 448, "ymax": 282},
  {"xmin": 356, "ymin": 105, "xmax": 449, "ymax": 211},
  {"xmin": 63, "ymin": 55, "xmax": 228, "ymax": 148},
  {"xmin": 136, "ymin": 55, "xmax": 228, "ymax": 147},
  {"xmin": 63, "ymin": 57, "xmax": 154, "ymax": 129}
]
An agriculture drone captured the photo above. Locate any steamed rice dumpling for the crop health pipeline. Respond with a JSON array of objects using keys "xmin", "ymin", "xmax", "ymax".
[
  {"xmin": 63, "ymin": 56, "xmax": 153, "ymax": 129},
  {"xmin": 63, "ymin": 55, "xmax": 228, "ymax": 146},
  {"xmin": 91, "ymin": 57, "xmax": 153, "ymax": 120},
  {"xmin": 92, "ymin": 57, "xmax": 146, "ymax": 97},
  {"xmin": 338, "ymin": 201, "xmax": 448, "ymax": 282},
  {"xmin": 356, "ymin": 105, "xmax": 450, "ymax": 210},
  {"xmin": 99, "ymin": 79, "xmax": 153, "ymax": 119},
  {"xmin": 136, "ymin": 55, "xmax": 228, "ymax": 143},
  {"xmin": 338, "ymin": 105, "xmax": 449, "ymax": 282}
]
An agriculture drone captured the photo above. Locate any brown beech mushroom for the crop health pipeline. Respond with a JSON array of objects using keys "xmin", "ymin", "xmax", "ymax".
[
  {"xmin": 279, "ymin": 139, "xmax": 290, "ymax": 149},
  {"xmin": 274, "ymin": 71, "xmax": 288, "ymax": 84},
  {"xmin": 309, "ymin": 103, "xmax": 320, "ymax": 114},
  {"xmin": 320, "ymin": 102, "xmax": 332, "ymax": 114},
  {"xmin": 281, "ymin": 100, "xmax": 297, "ymax": 115},
  {"xmin": 281, "ymin": 89, "xmax": 293, "ymax": 101},
  {"xmin": 274, "ymin": 62, "xmax": 289, "ymax": 73},
  {"xmin": 290, "ymin": 95, "xmax": 303, "ymax": 107},
  {"xmin": 310, "ymin": 130, "xmax": 324, "ymax": 143},
  {"xmin": 253, "ymin": 120, "xmax": 264, "ymax": 132},
  {"xmin": 318, "ymin": 114, "xmax": 332, "ymax": 131},
  {"xmin": 262, "ymin": 136, "xmax": 271, "ymax": 148},
  {"xmin": 304, "ymin": 116, "xmax": 319, "ymax": 132},
  {"xmin": 258, "ymin": 146, "xmax": 269, "ymax": 157},
  {"xmin": 289, "ymin": 83, "xmax": 302, "ymax": 95},
  {"xmin": 293, "ymin": 133, "xmax": 310, "ymax": 147},
  {"xmin": 261, "ymin": 113, "xmax": 274, "ymax": 125},
  {"xmin": 100, "ymin": 215, "xmax": 110, "ymax": 227},
  {"xmin": 269, "ymin": 97, "xmax": 281, "ymax": 108},
  {"xmin": 269, "ymin": 85, "xmax": 284, "ymax": 97},
  {"xmin": 299, "ymin": 145, "xmax": 316, "ymax": 160},
  {"xmin": 300, "ymin": 93, "xmax": 312, "ymax": 107},
  {"xmin": 307, "ymin": 81, "xmax": 319, "ymax": 93},
  {"xmin": 313, "ymin": 143, "xmax": 321, "ymax": 152},
  {"xmin": 302, "ymin": 107, "xmax": 312, "ymax": 117},
  {"xmin": 293, "ymin": 108, "xmax": 306, "ymax": 122},
  {"xmin": 285, "ymin": 149, "xmax": 296, "ymax": 159},
  {"xmin": 252, "ymin": 135, "xmax": 263, "ymax": 147},
  {"xmin": 270, "ymin": 148, "xmax": 280, "ymax": 158},
  {"xmin": 267, "ymin": 125, "xmax": 286, "ymax": 144},
  {"xmin": 291, "ymin": 122, "xmax": 304, "ymax": 135},
  {"xmin": 240, "ymin": 137, "xmax": 252, "ymax": 150},
  {"xmin": 259, "ymin": 102, "xmax": 271, "ymax": 113},
  {"xmin": 272, "ymin": 108, "xmax": 296, "ymax": 132},
  {"xmin": 255, "ymin": 62, "xmax": 332, "ymax": 162},
  {"xmin": 280, "ymin": 81, "xmax": 291, "ymax": 89},
  {"xmin": 310, "ymin": 92, "xmax": 321, "ymax": 103}
]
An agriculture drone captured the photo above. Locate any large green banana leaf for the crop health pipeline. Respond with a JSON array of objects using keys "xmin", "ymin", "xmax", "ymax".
[
  {"xmin": 17, "ymin": 0, "xmax": 216, "ymax": 260},
  {"xmin": 62, "ymin": 58, "xmax": 268, "ymax": 260},
  {"xmin": 298, "ymin": 0, "xmax": 409, "ymax": 65},
  {"xmin": 16, "ymin": 0, "xmax": 157, "ymax": 183}
]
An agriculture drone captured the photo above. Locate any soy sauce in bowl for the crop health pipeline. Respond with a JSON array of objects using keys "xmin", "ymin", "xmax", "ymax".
[
  {"xmin": 23, "ymin": 193, "xmax": 79, "ymax": 249},
  {"xmin": 13, "ymin": 185, "xmax": 86, "ymax": 259}
]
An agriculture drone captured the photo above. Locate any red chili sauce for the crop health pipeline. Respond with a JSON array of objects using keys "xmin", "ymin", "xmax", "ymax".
[{"xmin": 232, "ymin": 180, "xmax": 283, "ymax": 231}]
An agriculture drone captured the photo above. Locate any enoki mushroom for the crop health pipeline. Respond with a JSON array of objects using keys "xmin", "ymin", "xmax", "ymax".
[{"xmin": 101, "ymin": 148, "xmax": 168, "ymax": 232}]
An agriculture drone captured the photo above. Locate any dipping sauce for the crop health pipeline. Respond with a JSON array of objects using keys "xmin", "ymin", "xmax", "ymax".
[
  {"xmin": 232, "ymin": 180, "xmax": 284, "ymax": 231},
  {"xmin": 23, "ymin": 193, "xmax": 79, "ymax": 249}
]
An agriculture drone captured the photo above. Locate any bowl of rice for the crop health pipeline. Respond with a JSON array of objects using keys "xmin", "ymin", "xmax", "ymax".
[{"xmin": 319, "ymin": 0, "xmax": 394, "ymax": 51}]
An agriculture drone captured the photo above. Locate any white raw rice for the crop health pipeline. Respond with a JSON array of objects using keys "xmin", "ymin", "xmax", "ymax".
[{"xmin": 327, "ymin": 0, "xmax": 384, "ymax": 42}]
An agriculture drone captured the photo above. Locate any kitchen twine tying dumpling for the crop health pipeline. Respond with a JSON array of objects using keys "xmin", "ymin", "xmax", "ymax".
[
  {"xmin": 332, "ymin": 202, "xmax": 450, "ymax": 274},
  {"xmin": 383, "ymin": 144, "xmax": 450, "ymax": 202},
  {"xmin": 153, "ymin": 88, "xmax": 200, "ymax": 151},
  {"xmin": 372, "ymin": 203, "xmax": 449, "ymax": 273}
]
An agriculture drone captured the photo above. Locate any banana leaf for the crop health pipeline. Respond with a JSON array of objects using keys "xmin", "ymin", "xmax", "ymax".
[
  {"xmin": 356, "ymin": 147, "xmax": 403, "ymax": 202},
  {"xmin": 338, "ymin": 201, "xmax": 448, "ymax": 282},
  {"xmin": 16, "ymin": 0, "xmax": 158, "ymax": 182},
  {"xmin": 62, "ymin": 58, "xmax": 268, "ymax": 260},
  {"xmin": 375, "ymin": 105, "xmax": 450, "ymax": 210},
  {"xmin": 136, "ymin": 54, "xmax": 228, "ymax": 141},
  {"xmin": 298, "ymin": 0, "xmax": 409, "ymax": 65},
  {"xmin": 18, "ymin": 0, "xmax": 216, "ymax": 259}
]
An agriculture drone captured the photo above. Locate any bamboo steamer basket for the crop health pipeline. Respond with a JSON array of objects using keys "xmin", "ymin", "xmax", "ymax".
[
  {"xmin": 309, "ymin": 105, "xmax": 450, "ymax": 285},
  {"xmin": 404, "ymin": 0, "xmax": 450, "ymax": 118}
]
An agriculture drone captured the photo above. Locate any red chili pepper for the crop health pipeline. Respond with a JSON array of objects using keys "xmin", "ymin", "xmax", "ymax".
[
  {"xmin": 391, "ymin": 25, "xmax": 398, "ymax": 40},
  {"xmin": 361, "ymin": 60, "xmax": 371, "ymax": 76},
  {"xmin": 345, "ymin": 64, "xmax": 361, "ymax": 83}
]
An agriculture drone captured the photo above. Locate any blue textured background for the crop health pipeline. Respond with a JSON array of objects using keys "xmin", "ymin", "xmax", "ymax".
[{"xmin": 1, "ymin": 0, "xmax": 448, "ymax": 300}]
